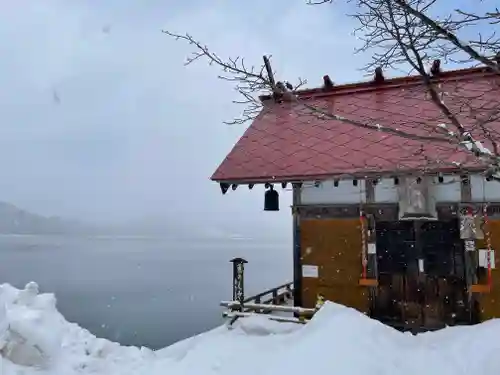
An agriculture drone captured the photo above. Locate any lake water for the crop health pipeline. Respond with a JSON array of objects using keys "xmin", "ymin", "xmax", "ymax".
[{"xmin": 0, "ymin": 235, "xmax": 292, "ymax": 349}]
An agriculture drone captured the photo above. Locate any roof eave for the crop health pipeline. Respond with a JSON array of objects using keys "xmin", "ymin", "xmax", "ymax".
[{"xmin": 211, "ymin": 165, "xmax": 488, "ymax": 185}]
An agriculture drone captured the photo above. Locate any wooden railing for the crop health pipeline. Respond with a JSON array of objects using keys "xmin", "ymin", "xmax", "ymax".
[
  {"xmin": 226, "ymin": 258, "xmax": 295, "ymax": 316},
  {"xmin": 224, "ymin": 259, "xmax": 309, "ymax": 324},
  {"xmin": 221, "ymin": 282, "xmax": 315, "ymax": 324},
  {"xmin": 243, "ymin": 282, "xmax": 293, "ymax": 306}
]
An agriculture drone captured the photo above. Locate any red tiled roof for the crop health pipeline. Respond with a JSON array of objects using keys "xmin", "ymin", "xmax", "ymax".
[{"xmin": 211, "ymin": 67, "xmax": 500, "ymax": 183}]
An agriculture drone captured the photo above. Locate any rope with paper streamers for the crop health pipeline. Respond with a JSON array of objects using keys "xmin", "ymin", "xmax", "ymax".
[
  {"xmin": 359, "ymin": 185, "xmax": 368, "ymax": 279},
  {"xmin": 482, "ymin": 204, "xmax": 493, "ymax": 289}
]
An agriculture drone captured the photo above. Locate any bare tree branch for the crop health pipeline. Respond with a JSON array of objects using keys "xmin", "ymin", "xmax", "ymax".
[
  {"xmin": 162, "ymin": 31, "xmax": 273, "ymax": 125},
  {"xmin": 391, "ymin": 0, "xmax": 500, "ymax": 71},
  {"xmin": 306, "ymin": 0, "xmax": 333, "ymax": 4},
  {"xmin": 164, "ymin": 30, "xmax": 457, "ymax": 143},
  {"xmin": 164, "ymin": 0, "xmax": 500, "ymax": 178},
  {"xmin": 345, "ymin": 0, "xmax": 500, "ymax": 176}
]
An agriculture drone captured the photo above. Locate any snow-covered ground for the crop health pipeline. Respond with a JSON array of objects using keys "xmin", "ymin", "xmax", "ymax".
[{"xmin": 1, "ymin": 282, "xmax": 499, "ymax": 375}]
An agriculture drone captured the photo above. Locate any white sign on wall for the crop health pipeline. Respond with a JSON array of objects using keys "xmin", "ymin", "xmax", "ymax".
[
  {"xmin": 302, "ymin": 265, "xmax": 319, "ymax": 278},
  {"xmin": 478, "ymin": 249, "xmax": 496, "ymax": 269},
  {"xmin": 418, "ymin": 259, "xmax": 425, "ymax": 273},
  {"xmin": 367, "ymin": 243, "xmax": 377, "ymax": 254}
]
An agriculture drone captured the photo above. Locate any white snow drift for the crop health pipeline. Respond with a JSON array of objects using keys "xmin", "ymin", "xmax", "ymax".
[{"xmin": 1, "ymin": 282, "xmax": 499, "ymax": 375}]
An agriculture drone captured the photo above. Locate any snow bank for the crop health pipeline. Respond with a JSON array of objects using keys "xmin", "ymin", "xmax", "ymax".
[{"xmin": 1, "ymin": 282, "xmax": 499, "ymax": 375}]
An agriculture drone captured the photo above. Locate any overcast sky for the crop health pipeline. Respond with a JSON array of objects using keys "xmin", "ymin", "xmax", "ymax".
[{"xmin": 0, "ymin": 0, "xmax": 475, "ymax": 234}]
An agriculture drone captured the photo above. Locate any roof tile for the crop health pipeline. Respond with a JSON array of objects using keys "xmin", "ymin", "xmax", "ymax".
[{"xmin": 212, "ymin": 68, "xmax": 500, "ymax": 182}]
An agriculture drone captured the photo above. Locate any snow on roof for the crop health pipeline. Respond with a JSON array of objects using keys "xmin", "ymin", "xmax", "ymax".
[
  {"xmin": 1, "ymin": 282, "xmax": 500, "ymax": 374},
  {"xmin": 211, "ymin": 67, "xmax": 500, "ymax": 183}
]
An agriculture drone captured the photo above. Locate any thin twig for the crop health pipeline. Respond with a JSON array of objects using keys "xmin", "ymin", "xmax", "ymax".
[{"xmin": 164, "ymin": 0, "xmax": 500, "ymax": 176}]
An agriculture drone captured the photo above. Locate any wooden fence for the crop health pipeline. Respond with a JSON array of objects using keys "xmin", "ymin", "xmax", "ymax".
[{"xmin": 243, "ymin": 281, "xmax": 293, "ymax": 306}]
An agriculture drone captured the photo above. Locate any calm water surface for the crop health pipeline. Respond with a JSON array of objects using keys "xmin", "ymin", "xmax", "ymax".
[{"xmin": 0, "ymin": 235, "xmax": 291, "ymax": 349}]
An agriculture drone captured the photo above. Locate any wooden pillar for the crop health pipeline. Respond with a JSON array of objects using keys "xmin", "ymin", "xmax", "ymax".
[
  {"xmin": 365, "ymin": 179, "xmax": 378, "ymax": 315},
  {"xmin": 292, "ymin": 185, "xmax": 302, "ymax": 307},
  {"xmin": 459, "ymin": 174, "xmax": 479, "ymax": 323},
  {"xmin": 459, "ymin": 175, "xmax": 476, "ymax": 289}
]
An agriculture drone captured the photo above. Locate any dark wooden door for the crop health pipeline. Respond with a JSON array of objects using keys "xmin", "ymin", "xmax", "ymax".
[
  {"xmin": 372, "ymin": 219, "xmax": 471, "ymax": 332},
  {"xmin": 420, "ymin": 220, "xmax": 470, "ymax": 328},
  {"xmin": 373, "ymin": 221, "xmax": 419, "ymax": 329}
]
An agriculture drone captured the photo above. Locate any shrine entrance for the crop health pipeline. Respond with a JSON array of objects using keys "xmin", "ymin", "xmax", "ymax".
[{"xmin": 372, "ymin": 219, "xmax": 472, "ymax": 332}]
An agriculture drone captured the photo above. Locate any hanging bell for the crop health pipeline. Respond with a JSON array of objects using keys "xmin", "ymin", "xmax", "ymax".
[{"xmin": 264, "ymin": 186, "xmax": 279, "ymax": 211}]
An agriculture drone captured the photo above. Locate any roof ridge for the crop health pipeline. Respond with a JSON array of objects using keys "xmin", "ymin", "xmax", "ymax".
[
  {"xmin": 298, "ymin": 66, "xmax": 496, "ymax": 99},
  {"xmin": 259, "ymin": 66, "xmax": 497, "ymax": 102}
]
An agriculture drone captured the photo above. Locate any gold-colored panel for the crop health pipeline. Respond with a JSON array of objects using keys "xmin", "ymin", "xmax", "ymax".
[
  {"xmin": 478, "ymin": 294, "xmax": 500, "ymax": 321},
  {"xmin": 359, "ymin": 278, "xmax": 378, "ymax": 287},
  {"xmin": 476, "ymin": 219, "xmax": 500, "ymax": 320},
  {"xmin": 317, "ymin": 285, "xmax": 370, "ymax": 313},
  {"xmin": 469, "ymin": 284, "xmax": 490, "ymax": 293},
  {"xmin": 301, "ymin": 277, "xmax": 319, "ymax": 309},
  {"xmin": 300, "ymin": 218, "xmax": 369, "ymax": 311}
]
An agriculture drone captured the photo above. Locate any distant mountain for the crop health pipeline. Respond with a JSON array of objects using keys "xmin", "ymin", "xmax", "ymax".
[
  {"xmin": 0, "ymin": 202, "xmax": 91, "ymax": 235},
  {"xmin": 0, "ymin": 202, "xmax": 291, "ymax": 240},
  {"xmin": 0, "ymin": 203, "xmax": 204, "ymax": 237}
]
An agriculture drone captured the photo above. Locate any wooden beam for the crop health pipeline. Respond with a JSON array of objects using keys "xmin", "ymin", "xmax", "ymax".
[
  {"xmin": 359, "ymin": 278, "xmax": 379, "ymax": 287},
  {"xmin": 221, "ymin": 301, "xmax": 316, "ymax": 316},
  {"xmin": 222, "ymin": 311, "xmax": 309, "ymax": 324},
  {"xmin": 292, "ymin": 185, "xmax": 303, "ymax": 309},
  {"xmin": 469, "ymin": 284, "xmax": 491, "ymax": 293},
  {"xmin": 263, "ymin": 55, "xmax": 276, "ymax": 89}
]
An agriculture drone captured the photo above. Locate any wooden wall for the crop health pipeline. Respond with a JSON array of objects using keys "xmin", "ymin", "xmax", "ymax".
[
  {"xmin": 300, "ymin": 218, "xmax": 369, "ymax": 312},
  {"xmin": 476, "ymin": 219, "xmax": 500, "ymax": 320},
  {"xmin": 298, "ymin": 215, "xmax": 500, "ymax": 322}
]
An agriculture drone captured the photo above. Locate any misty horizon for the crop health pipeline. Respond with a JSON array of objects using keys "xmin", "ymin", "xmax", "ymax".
[{"xmin": 0, "ymin": 0, "xmax": 448, "ymax": 236}]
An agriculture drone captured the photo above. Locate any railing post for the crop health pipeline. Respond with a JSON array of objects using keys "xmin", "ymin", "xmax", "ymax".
[
  {"xmin": 272, "ymin": 289, "xmax": 278, "ymax": 304},
  {"xmin": 285, "ymin": 284, "xmax": 292, "ymax": 299},
  {"xmin": 254, "ymin": 295, "xmax": 261, "ymax": 313},
  {"xmin": 230, "ymin": 257, "xmax": 248, "ymax": 310}
]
